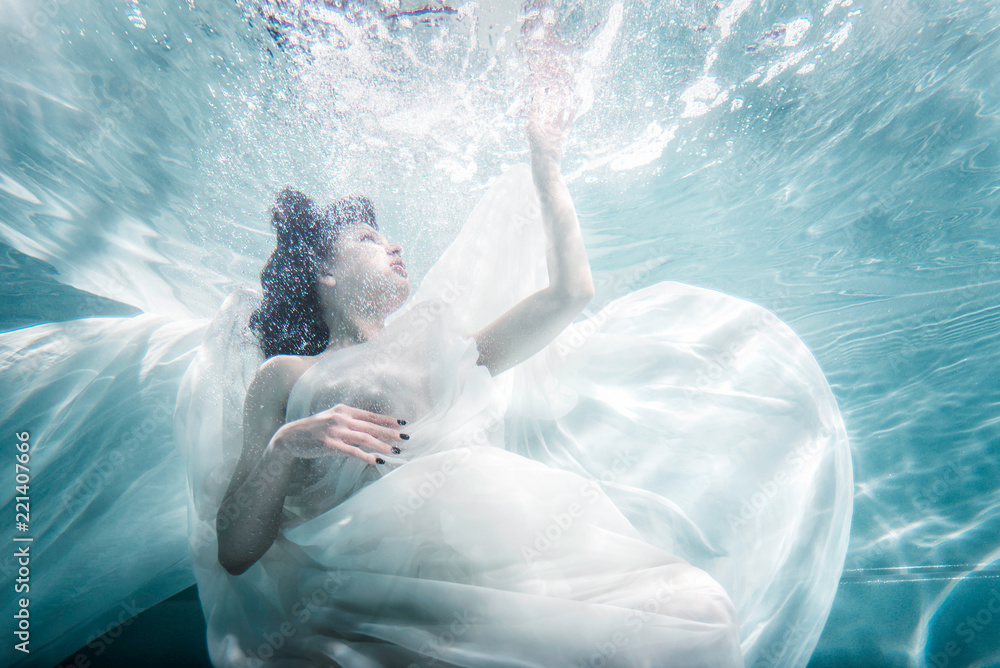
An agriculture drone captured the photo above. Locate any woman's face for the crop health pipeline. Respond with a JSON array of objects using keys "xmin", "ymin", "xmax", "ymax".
[{"xmin": 320, "ymin": 223, "xmax": 410, "ymax": 317}]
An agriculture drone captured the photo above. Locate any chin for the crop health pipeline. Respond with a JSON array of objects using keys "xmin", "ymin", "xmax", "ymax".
[{"xmin": 385, "ymin": 282, "xmax": 410, "ymax": 312}]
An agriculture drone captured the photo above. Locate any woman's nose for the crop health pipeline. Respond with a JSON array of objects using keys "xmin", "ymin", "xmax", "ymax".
[{"xmin": 389, "ymin": 243, "xmax": 403, "ymax": 256}]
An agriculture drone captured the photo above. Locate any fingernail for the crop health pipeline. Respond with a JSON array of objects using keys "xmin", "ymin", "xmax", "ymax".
[
  {"xmin": 400, "ymin": 433, "xmax": 410, "ymax": 440},
  {"xmin": 391, "ymin": 446, "xmax": 401, "ymax": 454},
  {"xmin": 375, "ymin": 457, "xmax": 385, "ymax": 465},
  {"xmin": 397, "ymin": 419, "xmax": 407, "ymax": 426}
]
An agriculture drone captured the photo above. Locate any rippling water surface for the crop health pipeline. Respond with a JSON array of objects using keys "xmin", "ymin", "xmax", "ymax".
[{"xmin": 1, "ymin": 0, "xmax": 999, "ymax": 666}]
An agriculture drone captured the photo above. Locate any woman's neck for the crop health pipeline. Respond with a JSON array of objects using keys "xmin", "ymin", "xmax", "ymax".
[{"xmin": 323, "ymin": 308, "xmax": 386, "ymax": 352}]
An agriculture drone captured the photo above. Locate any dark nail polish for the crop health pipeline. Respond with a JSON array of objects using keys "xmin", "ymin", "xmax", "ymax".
[
  {"xmin": 397, "ymin": 419, "xmax": 407, "ymax": 426},
  {"xmin": 375, "ymin": 457, "xmax": 385, "ymax": 465},
  {"xmin": 400, "ymin": 433, "xmax": 410, "ymax": 440},
  {"xmin": 391, "ymin": 446, "xmax": 401, "ymax": 454}
]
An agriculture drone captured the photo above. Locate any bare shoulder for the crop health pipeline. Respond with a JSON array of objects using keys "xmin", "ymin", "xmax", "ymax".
[{"xmin": 251, "ymin": 354, "xmax": 318, "ymax": 403}]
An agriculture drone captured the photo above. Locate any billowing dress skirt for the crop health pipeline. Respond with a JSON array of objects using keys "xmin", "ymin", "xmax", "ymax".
[{"xmin": 174, "ymin": 164, "xmax": 850, "ymax": 668}]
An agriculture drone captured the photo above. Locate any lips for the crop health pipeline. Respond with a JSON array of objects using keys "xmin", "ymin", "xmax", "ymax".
[{"xmin": 390, "ymin": 259, "xmax": 407, "ymax": 277}]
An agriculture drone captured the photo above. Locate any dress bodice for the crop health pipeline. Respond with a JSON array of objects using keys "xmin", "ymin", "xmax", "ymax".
[
  {"xmin": 286, "ymin": 331, "xmax": 434, "ymax": 431},
  {"xmin": 279, "ymin": 297, "xmax": 508, "ymax": 524}
]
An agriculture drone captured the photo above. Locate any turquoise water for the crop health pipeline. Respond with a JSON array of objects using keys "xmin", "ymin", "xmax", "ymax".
[{"xmin": 1, "ymin": 0, "xmax": 998, "ymax": 666}]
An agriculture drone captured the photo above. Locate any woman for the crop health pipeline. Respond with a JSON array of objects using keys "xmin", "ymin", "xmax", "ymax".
[
  {"xmin": 216, "ymin": 93, "xmax": 596, "ymax": 575},
  {"xmin": 0, "ymin": 11, "xmax": 850, "ymax": 668},
  {"xmin": 171, "ymin": 25, "xmax": 849, "ymax": 668},
  {"xmin": 203, "ymin": 90, "xmax": 745, "ymax": 665}
]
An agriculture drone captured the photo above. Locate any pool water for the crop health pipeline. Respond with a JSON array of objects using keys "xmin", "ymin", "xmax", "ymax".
[{"xmin": 1, "ymin": 1, "xmax": 998, "ymax": 666}]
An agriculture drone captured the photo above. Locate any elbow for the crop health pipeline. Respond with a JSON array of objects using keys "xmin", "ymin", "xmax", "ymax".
[
  {"xmin": 562, "ymin": 281, "xmax": 595, "ymax": 309},
  {"xmin": 217, "ymin": 523, "xmax": 259, "ymax": 576},
  {"xmin": 224, "ymin": 563, "xmax": 251, "ymax": 577},
  {"xmin": 218, "ymin": 545, "xmax": 254, "ymax": 576}
]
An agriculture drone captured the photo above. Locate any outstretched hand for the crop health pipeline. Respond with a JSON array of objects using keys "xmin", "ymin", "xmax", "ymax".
[{"xmin": 522, "ymin": 2, "xmax": 579, "ymax": 164}]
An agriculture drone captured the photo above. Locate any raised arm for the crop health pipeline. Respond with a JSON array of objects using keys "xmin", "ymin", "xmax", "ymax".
[
  {"xmin": 470, "ymin": 160, "xmax": 594, "ymax": 376},
  {"xmin": 471, "ymin": 100, "xmax": 594, "ymax": 376}
]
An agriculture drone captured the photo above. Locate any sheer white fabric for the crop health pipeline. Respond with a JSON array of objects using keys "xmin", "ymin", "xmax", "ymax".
[
  {"xmin": 0, "ymin": 314, "xmax": 207, "ymax": 667},
  {"xmin": 0, "ymin": 162, "xmax": 848, "ymax": 668},
  {"xmin": 175, "ymin": 164, "xmax": 851, "ymax": 668}
]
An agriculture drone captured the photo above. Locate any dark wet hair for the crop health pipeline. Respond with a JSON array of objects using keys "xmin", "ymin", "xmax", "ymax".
[{"xmin": 249, "ymin": 187, "xmax": 377, "ymax": 359}]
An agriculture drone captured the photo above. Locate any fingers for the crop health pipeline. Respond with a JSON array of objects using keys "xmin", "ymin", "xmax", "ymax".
[
  {"xmin": 555, "ymin": 102, "xmax": 577, "ymax": 129},
  {"xmin": 327, "ymin": 440, "xmax": 384, "ymax": 467},
  {"xmin": 527, "ymin": 94, "xmax": 577, "ymax": 149},
  {"xmin": 521, "ymin": 1, "xmax": 556, "ymax": 35},
  {"xmin": 325, "ymin": 428, "xmax": 395, "ymax": 466},
  {"xmin": 319, "ymin": 405, "xmax": 409, "ymax": 466},
  {"xmin": 329, "ymin": 404, "xmax": 406, "ymax": 429},
  {"xmin": 521, "ymin": 2, "xmax": 576, "ymax": 131},
  {"xmin": 520, "ymin": 1, "xmax": 547, "ymax": 34},
  {"xmin": 346, "ymin": 416, "xmax": 406, "ymax": 447}
]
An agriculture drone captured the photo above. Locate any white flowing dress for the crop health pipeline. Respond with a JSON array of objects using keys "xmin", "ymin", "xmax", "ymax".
[{"xmin": 0, "ymin": 164, "xmax": 851, "ymax": 668}]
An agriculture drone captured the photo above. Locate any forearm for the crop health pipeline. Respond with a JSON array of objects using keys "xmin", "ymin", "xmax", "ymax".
[
  {"xmin": 530, "ymin": 154, "xmax": 594, "ymax": 297},
  {"xmin": 216, "ymin": 437, "xmax": 298, "ymax": 575}
]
